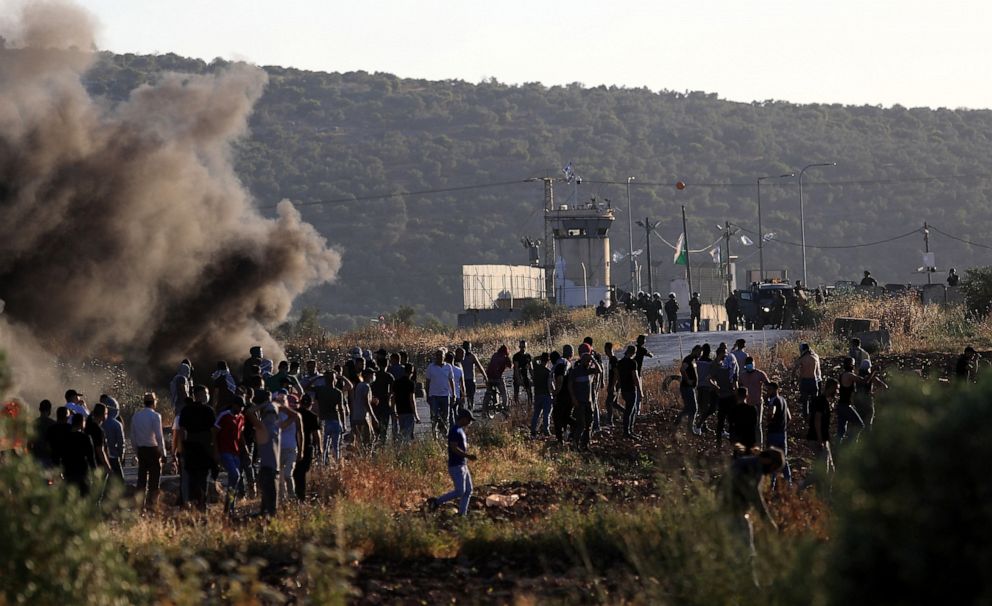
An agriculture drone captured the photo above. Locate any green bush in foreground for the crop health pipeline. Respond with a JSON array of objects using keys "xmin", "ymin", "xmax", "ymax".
[{"xmin": 828, "ymin": 377, "xmax": 992, "ymax": 606}]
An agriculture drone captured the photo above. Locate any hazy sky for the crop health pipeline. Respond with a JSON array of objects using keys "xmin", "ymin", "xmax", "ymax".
[{"xmin": 70, "ymin": 0, "xmax": 992, "ymax": 109}]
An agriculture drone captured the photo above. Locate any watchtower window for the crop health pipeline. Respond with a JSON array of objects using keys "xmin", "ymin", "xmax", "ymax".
[{"xmin": 567, "ymin": 228, "xmax": 585, "ymax": 237}]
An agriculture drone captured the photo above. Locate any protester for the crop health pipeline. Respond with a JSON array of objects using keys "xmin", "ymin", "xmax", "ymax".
[
  {"xmin": 275, "ymin": 391, "xmax": 303, "ymax": 502},
  {"xmin": 602, "ymin": 342, "xmax": 624, "ymax": 427},
  {"xmin": 131, "ymin": 393, "xmax": 166, "ymax": 509},
  {"xmin": 62, "ymin": 413, "xmax": 97, "ymax": 496},
  {"xmin": 614, "ymin": 345, "xmax": 642, "ymax": 439},
  {"xmin": 31, "ymin": 399, "xmax": 56, "ymax": 467},
  {"xmin": 712, "ymin": 344, "xmax": 739, "ymax": 447},
  {"xmin": 293, "ymin": 395, "xmax": 321, "ymax": 501},
  {"xmin": 723, "ymin": 447, "xmax": 783, "ymax": 554},
  {"xmin": 101, "ymin": 396, "xmax": 126, "ymax": 483},
  {"xmin": 674, "ymin": 345, "xmax": 701, "ymax": 434},
  {"xmin": 425, "ymin": 349, "xmax": 455, "ymax": 435},
  {"xmin": 551, "ymin": 347, "xmax": 574, "ymax": 444},
  {"xmin": 371, "ymin": 360, "xmax": 396, "ymax": 444},
  {"xmin": 64, "ymin": 389, "xmax": 89, "ymax": 419},
  {"xmin": 693, "ymin": 344, "xmax": 717, "ymax": 434},
  {"xmin": 512, "ymin": 340, "xmax": 533, "ymax": 407},
  {"xmin": 728, "ymin": 387, "xmax": 759, "ymax": 449},
  {"xmin": 738, "ymin": 356, "xmax": 769, "ymax": 414},
  {"xmin": 214, "ymin": 395, "xmax": 246, "ymax": 513},
  {"xmin": 426, "ymin": 409, "xmax": 477, "ymax": 517},
  {"xmin": 854, "ymin": 360, "xmax": 888, "ymax": 429},
  {"xmin": 955, "ymin": 346, "xmax": 979, "ymax": 382},
  {"xmin": 730, "ymin": 339, "xmax": 748, "ymax": 369},
  {"xmin": 252, "ymin": 390, "xmax": 281, "ymax": 516},
  {"xmin": 351, "ymin": 369, "xmax": 378, "ymax": 452},
  {"xmin": 792, "ymin": 343, "xmax": 822, "ymax": 422},
  {"xmin": 763, "ymin": 382, "xmax": 792, "ymax": 488},
  {"xmin": 530, "ymin": 352, "xmax": 553, "ymax": 437},
  {"xmin": 179, "ymin": 391, "xmax": 217, "ymax": 511},
  {"xmin": 634, "ymin": 334, "xmax": 653, "ymax": 374},
  {"xmin": 836, "ymin": 358, "xmax": 867, "ymax": 443},
  {"xmin": 849, "ymin": 338, "xmax": 870, "ymax": 370},
  {"xmin": 169, "ymin": 362, "xmax": 192, "ymax": 415},
  {"xmin": 85, "ymin": 404, "xmax": 112, "ymax": 479},
  {"xmin": 316, "ymin": 369, "xmax": 351, "ymax": 464},
  {"xmin": 485, "ymin": 345, "xmax": 512, "ymax": 407},
  {"xmin": 461, "ymin": 341, "xmax": 487, "ymax": 411},
  {"xmin": 46, "ymin": 406, "xmax": 72, "ymax": 469},
  {"xmin": 807, "ymin": 377, "xmax": 837, "ymax": 482},
  {"xmin": 394, "ymin": 363, "xmax": 420, "ymax": 440},
  {"xmin": 569, "ymin": 347, "xmax": 602, "ymax": 450}
]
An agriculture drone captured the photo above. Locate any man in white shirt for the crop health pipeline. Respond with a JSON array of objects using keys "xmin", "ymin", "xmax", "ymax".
[
  {"xmin": 130, "ymin": 393, "xmax": 166, "ymax": 509},
  {"xmin": 425, "ymin": 349, "xmax": 456, "ymax": 433}
]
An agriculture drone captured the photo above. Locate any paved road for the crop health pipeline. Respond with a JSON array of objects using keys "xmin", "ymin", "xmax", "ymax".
[{"xmin": 640, "ymin": 329, "xmax": 797, "ymax": 371}]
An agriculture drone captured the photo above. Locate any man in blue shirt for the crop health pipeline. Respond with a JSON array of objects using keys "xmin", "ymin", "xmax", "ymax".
[{"xmin": 426, "ymin": 409, "xmax": 477, "ymax": 516}]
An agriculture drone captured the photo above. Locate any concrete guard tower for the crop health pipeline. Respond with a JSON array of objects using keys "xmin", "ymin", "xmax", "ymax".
[{"xmin": 548, "ymin": 201, "xmax": 614, "ymax": 307}]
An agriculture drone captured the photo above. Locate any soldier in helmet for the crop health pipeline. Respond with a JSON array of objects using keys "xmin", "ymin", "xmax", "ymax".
[{"xmin": 664, "ymin": 293, "xmax": 680, "ymax": 333}]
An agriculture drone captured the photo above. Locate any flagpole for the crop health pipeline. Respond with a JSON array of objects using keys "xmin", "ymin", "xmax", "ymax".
[{"xmin": 682, "ymin": 205, "xmax": 693, "ymax": 296}]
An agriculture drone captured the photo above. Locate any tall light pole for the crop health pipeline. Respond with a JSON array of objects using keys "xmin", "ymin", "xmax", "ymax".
[
  {"xmin": 756, "ymin": 173, "xmax": 794, "ymax": 283},
  {"xmin": 626, "ymin": 176, "xmax": 636, "ymax": 292},
  {"xmin": 798, "ymin": 163, "xmax": 836, "ymax": 286}
]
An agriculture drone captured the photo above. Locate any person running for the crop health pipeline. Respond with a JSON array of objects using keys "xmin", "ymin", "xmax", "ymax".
[
  {"xmin": 675, "ymin": 345, "xmax": 701, "ymax": 434},
  {"xmin": 763, "ymin": 382, "xmax": 791, "ymax": 488},
  {"xmin": 131, "ymin": 393, "xmax": 167, "ymax": 509},
  {"xmin": 614, "ymin": 345, "xmax": 643, "ymax": 439},
  {"xmin": 530, "ymin": 352, "xmax": 553, "ymax": 437},
  {"xmin": 512, "ymin": 340, "xmax": 534, "ymax": 407},
  {"xmin": 569, "ymin": 347, "xmax": 602, "ymax": 450},
  {"xmin": 792, "ymin": 343, "xmax": 822, "ymax": 422},
  {"xmin": 854, "ymin": 359, "xmax": 888, "ymax": 429},
  {"xmin": 394, "ymin": 364, "xmax": 420, "ymax": 440},
  {"xmin": 425, "ymin": 349, "xmax": 456, "ymax": 436},
  {"xmin": 728, "ymin": 387, "xmax": 759, "ymax": 450},
  {"xmin": 214, "ymin": 395, "xmax": 246, "ymax": 514},
  {"xmin": 426, "ymin": 409, "xmax": 477, "ymax": 517},
  {"xmin": 723, "ymin": 447, "xmax": 784, "ymax": 554},
  {"xmin": 293, "ymin": 395, "xmax": 321, "ymax": 501},
  {"xmin": 664, "ymin": 293, "xmax": 680, "ymax": 333},
  {"xmin": 836, "ymin": 358, "xmax": 867, "ymax": 444},
  {"xmin": 62, "ymin": 413, "xmax": 97, "ymax": 496},
  {"xmin": 806, "ymin": 378, "xmax": 837, "ymax": 482},
  {"xmin": 100, "ymin": 396, "xmax": 125, "ymax": 483},
  {"xmin": 634, "ymin": 334, "xmax": 653, "ymax": 374},
  {"xmin": 179, "ymin": 392, "xmax": 217, "ymax": 511},
  {"xmin": 316, "ymin": 369, "xmax": 351, "ymax": 464},
  {"xmin": 860, "ymin": 270, "xmax": 878, "ymax": 287},
  {"xmin": 689, "ymin": 292, "xmax": 702, "ymax": 332},
  {"xmin": 460, "ymin": 341, "xmax": 487, "ymax": 411}
]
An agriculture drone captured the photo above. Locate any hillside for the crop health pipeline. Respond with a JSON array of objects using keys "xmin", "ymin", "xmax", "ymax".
[{"xmin": 83, "ymin": 53, "xmax": 992, "ymax": 329}]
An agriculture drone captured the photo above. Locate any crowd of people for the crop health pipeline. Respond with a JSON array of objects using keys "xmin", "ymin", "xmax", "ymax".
[{"xmin": 15, "ymin": 333, "xmax": 983, "ymax": 532}]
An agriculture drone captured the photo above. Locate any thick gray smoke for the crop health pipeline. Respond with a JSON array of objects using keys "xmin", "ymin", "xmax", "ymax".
[{"xmin": 0, "ymin": 2, "xmax": 341, "ymax": 395}]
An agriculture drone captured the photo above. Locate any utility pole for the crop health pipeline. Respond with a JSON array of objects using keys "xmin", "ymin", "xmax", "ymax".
[
  {"xmin": 637, "ymin": 217, "xmax": 662, "ymax": 293},
  {"xmin": 682, "ymin": 206, "xmax": 693, "ymax": 297},
  {"xmin": 724, "ymin": 221, "xmax": 733, "ymax": 298},
  {"xmin": 626, "ymin": 176, "xmax": 636, "ymax": 292},
  {"xmin": 539, "ymin": 177, "xmax": 556, "ymax": 302},
  {"xmin": 923, "ymin": 221, "xmax": 931, "ymax": 285}
]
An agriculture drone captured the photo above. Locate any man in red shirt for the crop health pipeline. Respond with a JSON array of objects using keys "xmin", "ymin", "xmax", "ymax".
[{"xmin": 213, "ymin": 395, "xmax": 246, "ymax": 514}]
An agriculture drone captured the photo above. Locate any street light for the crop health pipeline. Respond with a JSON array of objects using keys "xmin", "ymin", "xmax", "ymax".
[
  {"xmin": 798, "ymin": 163, "xmax": 836, "ymax": 286},
  {"xmin": 626, "ymin": 176, "xmax": 636, "ymax": 292},
  {"xmin": 756, "ymin": 173, "xmax": 794, "ymax": 282}
]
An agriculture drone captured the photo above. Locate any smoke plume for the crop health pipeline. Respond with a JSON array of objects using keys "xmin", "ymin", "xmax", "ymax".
[{"xmin": 0, "ymin": 1, "xmax": 341, "ymax": 396}]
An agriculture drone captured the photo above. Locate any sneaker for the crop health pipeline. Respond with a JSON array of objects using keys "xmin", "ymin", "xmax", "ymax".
[
  {"xmin": 424, "ymin": 497, "xmax": 439, "ymax": 513},
  {"xmin": 692, "ymin": 426, "xmax": 702, "ymax": 436}
]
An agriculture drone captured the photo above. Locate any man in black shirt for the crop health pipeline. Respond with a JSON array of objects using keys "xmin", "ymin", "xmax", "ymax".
[
  {"xmin": 46, "ymin": 406, "xmax": 72, "ymax": 468},
  {"xmin": 512, "ymin": 340, "xmax": 533, "ymax": 407},
  {"xmin": 602, "ymin": 342, "xmax": 623, "ymax": 427},
  {"xmin": 31, "ymin": 399, "xmax": 56, "ymax": 467},
  {"xmin": 634, "ymin": 334, "xmax": 653, "ymax": 374},
  {"xmin": 85, "ymin": 404, "xmax": 112, "ymax": 476},
  {"xmin": 179, "ymin": 395, "xmax": 217, "ymax": 510},
  {"xmin": 664, "ymin": 294, "xmax": 679, "ymax": 333},
  {"xmin": 728, "ymin": 387, "xmax": 758, "ymax": 449},
  {"xmin": 62, "ymin": 413, "xmax": 96, "ymax": 496},
  {"xmin": 674, "ymin": 345, "xmax": 702, "ymax": 434},
  {"xmin": 689, "ymin": 292, "xmax": 702, "ymax": 332},
  {"xmin": 860, "ymin": 270, "xmax": 878, "ymax": 287},
  {"xmin": 763, "ymin": 382, "xmax": 791, "ymax": 488},
  {"xmin": 293, "ymin": 395, "xmax": 321, "ymax": 500},
  {"xmin": 370, "ymin": 368, "xmax": 395, "ymax": 445},
  {"xmin": 613, "ymin": 345, "xmax": 642, "ymax": 438},
  {"xmin": 393, "ymin": 364, "xmax": 419, "ymax": 440}
]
